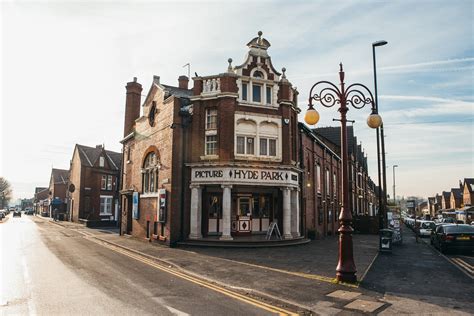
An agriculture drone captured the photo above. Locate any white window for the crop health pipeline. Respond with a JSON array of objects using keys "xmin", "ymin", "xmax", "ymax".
[
  {"xmin": 326, "ymin": 169, "xmax": 330, "ymax": 196},
  {"xmin": 101, "ymin": 175, "xmax": 107, "ymax": 190},
  {"xmin": 241, "ymin": 83, "xmax": 248, "ymax": 101},
  {"xmin": 205, "ymin": 135, "xmax": 217, "ymax": 155},
  {"xmin": 239, "ymin": 69, "xmax": 277, "ymax": 107},
  {"xmin": 236, "ymin": 136, "xmax": 254, "ymax": 155},
  {"xmin": 107, "ymin": 175, "xmax": 113, "ymax": 191},
  {"xmin": 235, "ymin": 115, "xmax": 281, "ymax": 160},
  {"xmin": 266, "ymin": 86, "xmax": 272, "ymax": 104},
  {"xmin": 316, "ymin": 164, "xmax": 321, "ymax": 193},
  {"xmin": 100, "ymin": 196, "xmax": 113, "ymax": 215},
  {"xmin": 206, "ymin": 108, "xmax": 217, "ymax": 130},
  {"xmin": 252, "ymin": 84, "xmax": 262, "ymax": 103},
  {"xmin": 259, "ymin": 138, "xmax": 277, "ymax": 156},
  {"xmin": 99, "ymin": 156, "xmax": 105, "ymax": 167}
]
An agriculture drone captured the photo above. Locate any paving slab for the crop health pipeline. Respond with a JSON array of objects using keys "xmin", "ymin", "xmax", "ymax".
[
  {"xmin": 326, "ymin": 290, "xmax": 361, "ymax": 300},
  {"xmin": 344, "ymin": 299, "xmax": 385, "ymax": 313}
]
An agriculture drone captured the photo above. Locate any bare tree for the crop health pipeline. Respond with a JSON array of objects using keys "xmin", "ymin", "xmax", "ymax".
[{"xmin": 0, "ymin": 177, "xmax": 12, "ymax": 209}]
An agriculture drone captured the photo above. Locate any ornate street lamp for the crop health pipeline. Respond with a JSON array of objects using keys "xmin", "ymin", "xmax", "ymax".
[{"xmin": 304, "ymin": 63, "xmax": 382, "ymax": 283}]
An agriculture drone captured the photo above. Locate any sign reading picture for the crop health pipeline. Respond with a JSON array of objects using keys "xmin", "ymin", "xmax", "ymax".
[
  {"xmin": 191, "ymin": 167, "xmax": 299, "ymax": 186},
  {"xmin": 132, "ymin": 192, "xmax": 139, "ymax": 219}
]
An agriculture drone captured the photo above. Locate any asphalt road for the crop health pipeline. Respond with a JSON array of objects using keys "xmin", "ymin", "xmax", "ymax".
[
  {"xmin": 0, "ymin": 214, "xmax": 286, "ymax": 315},
  {"xmin": 361, "ymin": 225, "xmax": 474, "ymax": 314}
]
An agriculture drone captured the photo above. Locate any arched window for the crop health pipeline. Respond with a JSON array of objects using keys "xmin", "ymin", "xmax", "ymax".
[
  {"xmin": 142, "ymin": 152, "xmax": 159, "ymax": 193},
  {"xmin": 239, "ymin": 69, "xmax": 275, "ymax": 106}
]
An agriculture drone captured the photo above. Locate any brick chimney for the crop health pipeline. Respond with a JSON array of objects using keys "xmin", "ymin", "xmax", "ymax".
[
  {"xmin": 123, "ymin": 77, "xmax": 143, "ymax": 137},
  {"xmin": 178, "ymin": 75, "xmax": 189, "ymax": 89}
]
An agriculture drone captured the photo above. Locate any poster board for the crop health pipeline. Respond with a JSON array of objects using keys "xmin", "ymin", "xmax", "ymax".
[{"xmin": 132, "ymin": 192, "xmax": 139, "ymax": 219}]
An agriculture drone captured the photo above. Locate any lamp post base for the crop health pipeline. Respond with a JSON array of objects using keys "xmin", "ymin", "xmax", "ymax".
[{"xmin": 336, "ymin": 271, "xmax": 357, "ymax": 283}]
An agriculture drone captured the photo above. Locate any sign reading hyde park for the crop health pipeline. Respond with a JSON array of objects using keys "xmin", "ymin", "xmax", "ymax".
[{"xmin": 191, "ymin": 167, "xmax": 298, "ymax": 185}]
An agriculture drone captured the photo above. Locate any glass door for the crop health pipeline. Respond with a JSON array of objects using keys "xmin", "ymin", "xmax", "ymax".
[{"xmin": 237, "ymin": 196, "xmax": 251, "ymax": 233}]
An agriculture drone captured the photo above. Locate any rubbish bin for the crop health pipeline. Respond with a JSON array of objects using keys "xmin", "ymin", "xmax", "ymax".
[{"xmin": 379, "ymin": 229, "xmax": 393, "ymax": 252}]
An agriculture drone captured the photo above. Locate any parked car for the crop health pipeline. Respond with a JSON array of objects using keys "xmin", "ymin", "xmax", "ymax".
[
  {"xmin": 0, "ymin": 210, "xmax": 5, "ymax": 219},
  {"xmin": 432, "ymin": 224, "xmax": 474, "ymax": 254},
  {"xmin": 25, "ymin": 209, "xmax": 34, "ymax": 215},
  {"xmin": 13, "ymin": 210, "xmax": 22, "ymax": 217},
  {"xmin": 419, "ymin": 221, "xmax": 436, "ymax": 237}
]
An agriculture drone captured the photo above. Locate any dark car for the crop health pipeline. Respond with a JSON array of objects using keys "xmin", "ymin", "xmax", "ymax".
[
  {"xmin": 25, "ymin": 209, "xmax": 34, "ymax": 215},
  {"xmin": 433, "ymin": 224, "xmax": 474, "ymax": 254},
  {"xmin": 13, "ymin": 210, "xmax": 22, "ymax": 217}
]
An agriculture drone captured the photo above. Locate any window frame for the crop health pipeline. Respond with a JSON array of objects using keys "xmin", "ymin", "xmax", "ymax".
[
  {"xmin": 205, "ymin": 108, "xmax": 217, "ymax": 130},
  {"xmin": 205, "ymin": 135, "xmax": 218, "ymax": 156},
  {"xmin": 99, "ymin": 195, "xmax": 113, "ymax": 215},
  {"xmin": 142, "ymin": 152, "xmax": 159, "ymax": 194}
]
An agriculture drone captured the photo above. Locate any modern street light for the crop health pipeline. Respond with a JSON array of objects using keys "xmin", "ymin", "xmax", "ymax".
[
  {"xmin": 392, "ymin": 165, "xmax": 398, "ymax": 205},
  {"xmin": 304, "ymin": 63, "xmax": 382, "ymax": 283},
  {"xmin": 372, "ymin": 40, "xmax": 388, "ymax": 229}
]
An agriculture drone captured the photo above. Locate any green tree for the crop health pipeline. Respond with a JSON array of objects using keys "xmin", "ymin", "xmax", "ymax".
[{"xmin": 0, "ymin": 177, "xmax": 12, "ymax": 209}]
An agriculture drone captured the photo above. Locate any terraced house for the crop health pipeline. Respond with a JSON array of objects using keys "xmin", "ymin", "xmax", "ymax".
[{"xmin": 67, "ymin": 144, "xmax": 121, "ymax": 227}]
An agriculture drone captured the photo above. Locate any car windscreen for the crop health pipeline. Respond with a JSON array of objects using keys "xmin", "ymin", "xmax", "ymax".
[
  {"xmin": 444, "ymin": 225, "xmax": 474, "ymax": 233},
  {"xmin": 421, "ymin": 222, "xmax": 435, "ymax": 229}
]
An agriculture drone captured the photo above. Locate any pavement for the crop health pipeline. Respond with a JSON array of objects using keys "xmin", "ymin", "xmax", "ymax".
[{"xmin": 12, "ymin": 214, "xmax": 474, "ymax": 315}]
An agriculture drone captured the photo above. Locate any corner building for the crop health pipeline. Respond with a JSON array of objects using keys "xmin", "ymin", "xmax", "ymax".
[
  {"xmin": 187, "ymin": 32, "xmax": 301, "ymax": 241},
  {"xmin": 120, "ymin": 32, "xmax": 302, "ymax": 245}
]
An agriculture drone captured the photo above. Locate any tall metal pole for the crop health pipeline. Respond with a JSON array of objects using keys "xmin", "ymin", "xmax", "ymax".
[
  {"xmin": 393, "ymin": 165, "xmax": 398, "ymax": 204},
  {"xmin": 335, "ymin": 63, "xmax": 356, "ymax": 283},
  {"xmin": 372, "ymin": 40, "xmax": 388, "ymax": 228},
  {"xmin": 373, "ymin": 45, "xmax": 383, "ymax": 229}
]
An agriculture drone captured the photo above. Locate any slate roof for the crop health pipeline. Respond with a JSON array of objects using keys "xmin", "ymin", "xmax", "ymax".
[
  {"xmin": 76, "ymin": 144, "xmax": 122, "ymax": 171},
  {"xmin": 442, "ymin": 191, "xmax": 451, "ymax": 200},
  {"xmin": 35, "ymin": 187, "xmax": 48, "ymax": 194},
  {"xmin": 51, "ymin": 169, "xmax": 69, "ymax": 184},
  {"xmin": 161, "ymin": 84, "xmax": 193, "ymax": 98},
  {"xmin": 464, "ymin": 178, "xmax": 474, "ymax": 193},
  {"xmin": 451, "ymin": 188, "xmax": 462, "ymax": 200},
  {"xmin": 313, "ymin": 126, "xmax": 356, "ymax": 154}
]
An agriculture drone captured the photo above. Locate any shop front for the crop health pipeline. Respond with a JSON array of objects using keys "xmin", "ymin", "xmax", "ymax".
[{"xmin": 188, "ymin": 166, "xmax": 300, "ymax": 240}]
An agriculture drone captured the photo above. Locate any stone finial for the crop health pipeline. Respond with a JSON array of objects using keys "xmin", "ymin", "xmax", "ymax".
[
  {"xmin": 282, "ymin": 67, "xmax": 286, "ymax": 79},
  {"xmin": 227, "ymin": 58, "xmax": 233, "ymax": 72}
]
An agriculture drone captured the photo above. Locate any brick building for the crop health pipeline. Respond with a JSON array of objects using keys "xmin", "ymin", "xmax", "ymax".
[
  {"xmin": 33, "ymin": 187, "xmax": 48, "ymax": 214},
  {"xmin": 300, "ymin": 123, "xmax": 341, "ymax": 237},
  {"xmin": 120, "ymin": 32, "xmax": 302, "ymax": 246},
  {"xmin": 67, "ymin": 144, "xmax": 122, "ymax": 226},
  {"xmin": 48, "ymin": 168, "xmax": 69, "ymax": 217},
  {"xmin": 314, "ymin": 126, "xmax": 377, "ymax": 217},
  {"xmin": 119, "ymin": 32, "xmax": 381, "ymax": 246},
  {"xmin": 461, "ymin": 178, "xmax": 474, "ymax": 207}
]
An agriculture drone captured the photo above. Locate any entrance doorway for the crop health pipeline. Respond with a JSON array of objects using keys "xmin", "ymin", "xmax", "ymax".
[{"xmin": 232, "ymin": 193, "xmax": 274, "ymax": 234}]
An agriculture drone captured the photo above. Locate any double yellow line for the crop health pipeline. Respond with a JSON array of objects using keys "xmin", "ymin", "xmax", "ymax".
[
  {"xmin": 87, "ymin": 237, "xmax": 298, "ymax": 316},
  {"xmin": 451, "ymin": 257, "xmax": 474, "ymax": 276}
]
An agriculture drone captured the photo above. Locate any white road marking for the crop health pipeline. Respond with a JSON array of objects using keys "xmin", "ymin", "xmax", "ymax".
[{"xmin": 21, "ymin": 256, "xmax": 37, "ymax": 315}]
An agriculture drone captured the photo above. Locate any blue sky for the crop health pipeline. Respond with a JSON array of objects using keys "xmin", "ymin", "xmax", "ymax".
[{"xmin": 1, "ymin": 0, "xmax": 473, "ymax": 200}]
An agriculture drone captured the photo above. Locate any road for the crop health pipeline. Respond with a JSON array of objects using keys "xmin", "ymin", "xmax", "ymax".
[
  {"xmin": 0, "ymin": 214, "xmax": 293, "ymax": 315},
  {"xmin": 361, "ymin": 225, "xmax": 474, "ymax": 314}
]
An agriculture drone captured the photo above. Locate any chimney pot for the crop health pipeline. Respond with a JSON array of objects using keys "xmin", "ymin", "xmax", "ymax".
[{"xmin": 133, "ymin": 77, "xmax": 137, "ymax": 82}]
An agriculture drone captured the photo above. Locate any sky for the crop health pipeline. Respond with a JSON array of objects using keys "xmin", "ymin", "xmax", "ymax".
[{"xmin": 1, "ymin": 0, "xmax": 473, "ymax": 201}]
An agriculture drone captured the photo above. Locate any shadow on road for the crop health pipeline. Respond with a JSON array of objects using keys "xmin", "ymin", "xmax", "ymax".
[{"xmin": 360, "ymin": 226, "xmax": 474, "ymax": 313}]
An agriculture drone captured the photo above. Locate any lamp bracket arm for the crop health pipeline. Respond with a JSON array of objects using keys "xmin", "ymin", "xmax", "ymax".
[
  {"xmin": 344, "ymin": 83, "xmax": 376, "ymax": 111},
  {"xmin": 308, "ymin": 81, "xmax": 342, "ymax": 108}
]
